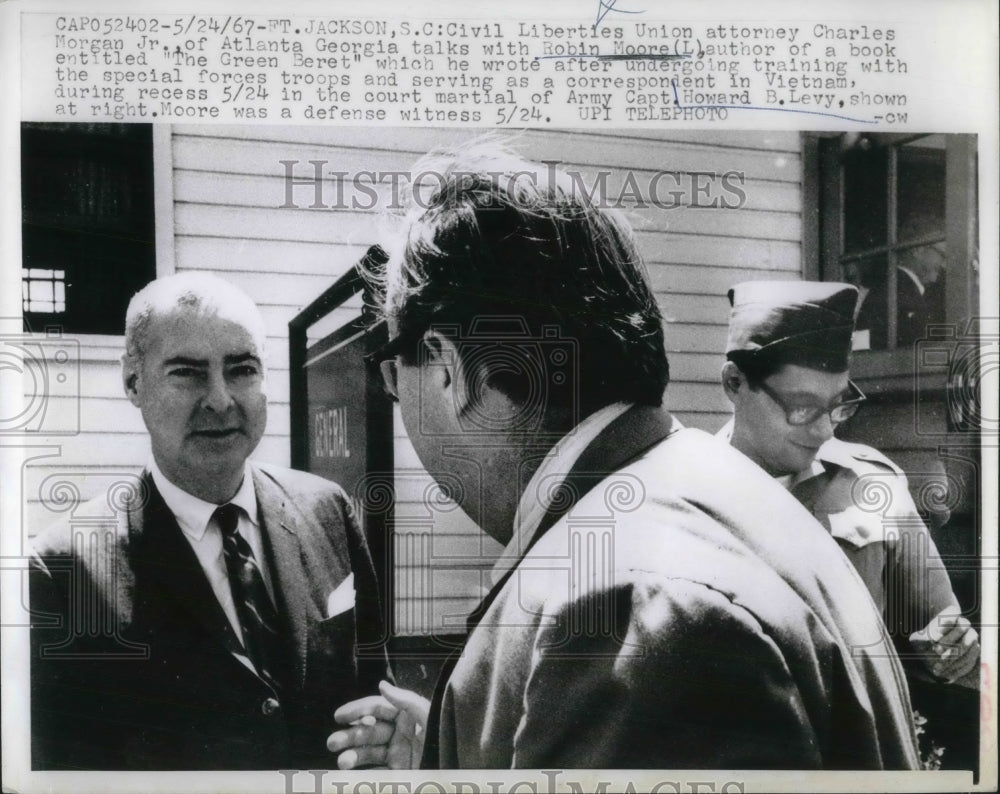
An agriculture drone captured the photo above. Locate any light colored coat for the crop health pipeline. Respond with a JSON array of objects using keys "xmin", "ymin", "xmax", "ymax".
[{"xmin": 430, "ymin": 407, "xmax": 920, "ymax": 769}]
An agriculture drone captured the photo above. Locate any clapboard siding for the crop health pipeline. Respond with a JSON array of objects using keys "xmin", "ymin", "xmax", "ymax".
[
  {"xmin": 175, "ymin": 169, "xmax": 802, "ymax": 214},
  {"xmin": 177, "ymin": 196, "xmax": 802, "ymax": 243},
  {"xmin": 25, "ymin": 125, "xmax": 804, "ymax": 637},
  {"xmin": 175, "ymin": 125, "xmax": 800, "ymax": 153},
  {"xmin": 173, "ymin": 128, "xmax": 801, "ymax": 181}
]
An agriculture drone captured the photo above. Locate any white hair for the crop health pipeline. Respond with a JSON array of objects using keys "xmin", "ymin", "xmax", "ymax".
[{"xmin": 123, "ymin": 272, "xmax": 267, "ymax": 361}]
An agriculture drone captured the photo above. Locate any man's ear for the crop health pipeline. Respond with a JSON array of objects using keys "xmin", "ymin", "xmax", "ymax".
[
  {"xmin": 122, "ymin": 354, "xmax": 142, "ymax": 406},
  {"xmin": 721, "ymin": 361, "xmax": 744, "ymax": 402},
  {"xmin": 420, "ymin": 330, "xmax": 454, "ymax": 391}
]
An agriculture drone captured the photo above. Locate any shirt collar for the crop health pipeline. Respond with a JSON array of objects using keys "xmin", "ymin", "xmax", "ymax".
[
  {"xmin": 791, "ymin": 456, "xmax": 827, "ymax": 487},
  {"xmin": 897, "ymin": 264, "xmax": 925, "ymax": 296},
  {"xmin": 492, "ymin": 401, "xmax": 634, "ymax": 584},
  {"xmin": 149, "ymin": 459, "xmax": 259, "ymax": 541}
]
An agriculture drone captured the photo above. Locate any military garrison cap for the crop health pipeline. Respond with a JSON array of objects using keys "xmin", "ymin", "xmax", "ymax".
[{"xmin": 725, "ymin": 281, "xmax": 859, "ymax": 371}]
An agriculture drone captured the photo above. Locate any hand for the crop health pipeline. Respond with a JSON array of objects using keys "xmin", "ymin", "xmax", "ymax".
[
  {"xmin": 327, "ymin": 680, "xmax": 430, "ymax": 769},
  {"xmin": 909, "ymin": 607, "xmax": 980, "ymax": 685}
]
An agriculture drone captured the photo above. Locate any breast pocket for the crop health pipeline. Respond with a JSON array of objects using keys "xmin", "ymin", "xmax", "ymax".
[{"xmin": 306, "ymin": 609, "xmax": 359, "ymax": 685}]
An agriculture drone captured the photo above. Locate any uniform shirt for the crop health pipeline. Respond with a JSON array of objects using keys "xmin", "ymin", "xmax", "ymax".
[{"xmin": 717, "ymin": 421, "xmax": 958, "ymax": 639}]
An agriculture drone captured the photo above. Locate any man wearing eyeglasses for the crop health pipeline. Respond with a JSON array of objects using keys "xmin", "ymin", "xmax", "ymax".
[
  {"xmin": 719, "ymin": 280, "xmax": 979, "ymax": 688},
  {"xmin": 327, "ymin": 145, "xmax": 923, "ymax": 770}
]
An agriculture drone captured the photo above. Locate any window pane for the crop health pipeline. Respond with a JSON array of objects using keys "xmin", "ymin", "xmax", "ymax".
[
  {"xmin": 21, "ymin": 122, "xmax": 156, "ymax": 333},
  {"xmin": 897, "ymin": 242, "xmax": 947, "ymax": 345},
  {"xmin": 897, "ymin": 135, "xmax": 946, "ymax": 243},
  {"xmin": 848, "ymin": 254, "xmax": 889, "ymax": 350},
  {"xmin": 28, "ymin": 280, "xmax": 53, "ymax": 303},
  {"xmin": 843, "ymin": 143, "xmax": 888, "ymax": 254}
]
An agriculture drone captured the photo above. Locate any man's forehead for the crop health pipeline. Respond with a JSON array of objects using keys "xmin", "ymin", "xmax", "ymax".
[
  {"xmin": 768, "ymin": 364, "xmax": 850, "ymax": 397},
  {"xmin": 143, "ymin": 308, "xmax": 263, "ymax": 357}
]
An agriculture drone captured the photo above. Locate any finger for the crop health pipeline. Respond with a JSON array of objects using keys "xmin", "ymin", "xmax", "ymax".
[
  {"xmin": 337, "ymin": 744, "xmax": 389, "ymax": 770},
  {"xmin": 933, "ymin": 630, "xmax": 974, "ymax": 659},
  {"xmin": 327, "ymin": 720, "xmax": 395, "ymax": 753},
  {"xmin": 938, "ymin": 653, "xmax": 977, "ymax": 683},
  {"xmin": 334, "ymin": 694, "xmax": 400, "ymax": 725},
  {"xmin": 379, "ymin": 680, "xmax": 431, "ymax": 726},
  {"xmin": 950, "ymin": 655, "xmax": 979, "ymax": 684},
  {"xmin": 934, "ymin": 618, "xmax": 970, "ymax": 649},
  {"xmin": 933, "ymin": 641, "xmax": 979, "ymax": 681},
  {"xmin": 960, "ymin": 627, "xmax": 980, "ymax": 653},
  {"xmin": 924, "ymin": 609, "xmax": 961, "ymax": 643},
  {"xmin": 387, "ymin": 703, "xmax": 419, "ymax": 769},
  {"xmin": 952, "ymin": 653, "xmax": 979, "ymax": 682}
]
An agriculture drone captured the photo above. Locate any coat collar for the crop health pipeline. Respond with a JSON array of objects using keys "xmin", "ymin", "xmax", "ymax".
[
  {"xmin": 422, "ymin": 403, "xmax": 677, "ymax": 770},
  {"xmin": 486, "ymin": 403, "xmax": 676, "ymax": 601},
  {"xmin": 250, "ymin": 465, "xmax": 309, "ymax": 689},
  {"xmin": 127, "ymin": 472, "xmax": 248, "ymax": 665},
  {"xmin": 127, "ymin": 466, "xmax": 311, "ymax": 690}
]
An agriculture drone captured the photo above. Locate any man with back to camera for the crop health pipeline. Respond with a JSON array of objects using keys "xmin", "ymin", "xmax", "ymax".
[
  {"xmin": 29, "ymin": 272, "xmax": 388, "ymax": 770},
  {"xmin": 325, "ymin": 142, "xmax": 921, "ymax": 769},
  {"xmin": 717, "ymin": 280, "xmax": 979, "ymax": 689}
]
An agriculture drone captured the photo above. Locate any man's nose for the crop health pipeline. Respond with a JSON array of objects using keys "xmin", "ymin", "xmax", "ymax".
[
  {"xmin": 202, "ymin": 370, "xmax": 235, "ymax": 412},
  {"xmin": 807, "ymin": 412, "xmax": 836, "ymax": 443}
]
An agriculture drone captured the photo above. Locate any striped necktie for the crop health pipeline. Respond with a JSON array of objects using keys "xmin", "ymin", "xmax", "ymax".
[{"xmin": 214, "ymin": 503, "xmax": 283, "ymax": 692}]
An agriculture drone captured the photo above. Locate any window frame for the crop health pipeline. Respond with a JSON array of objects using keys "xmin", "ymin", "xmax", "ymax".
[
  {"xmin": 20, "ymin": 123, "xmax": 175, "ymax": 339},
  {"xmin": 803, "ymin": 132, "xmax": 978, "ymax": 396}
]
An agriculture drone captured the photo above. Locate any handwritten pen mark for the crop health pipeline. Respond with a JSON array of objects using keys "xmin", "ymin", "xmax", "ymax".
[
  {"xmin": 670, "ymin": 78, "xmax": 877, "ymax": 124},
  {"xmin": 535, "ymin": 53, "xmax": 689, "ymax": 62},
  {"xmin": 595, "ymin": 0, "xmax": 645, "ymax": 28}
]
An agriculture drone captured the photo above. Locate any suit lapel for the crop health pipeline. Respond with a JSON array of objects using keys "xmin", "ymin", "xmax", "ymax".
[
  {"xmin": 252, "ymin": 467, "xmax": 310, "ymax": 690},
  {"xmin": 128, "ymin": 473, "xmax": 246, "ymax": 661}
]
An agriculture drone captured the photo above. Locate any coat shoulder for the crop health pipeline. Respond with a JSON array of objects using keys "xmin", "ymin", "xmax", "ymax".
[
  {"xmin": 817, "ymin": 437, "xmax": 903, "ymax": 476},
  {"xmin": 250, "ymin": 462, "xmax": 350, "ymax": 504},
  {"xmin": 30, "ymin": 484, "xmax": 138, "ymax": 561},
  {"xmin": 250, "ymin": 463, "xmax": 362, "ymax": 556}
]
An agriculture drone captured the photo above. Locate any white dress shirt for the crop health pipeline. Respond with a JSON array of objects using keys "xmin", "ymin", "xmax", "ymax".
[{"xmin": 149, "ymin": 460, "xmax": 273, "ymax": 642}]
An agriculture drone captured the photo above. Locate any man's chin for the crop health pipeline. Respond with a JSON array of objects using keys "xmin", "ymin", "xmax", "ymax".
[
  {"xmin": 787, "ymin": 444, "xmax": 820, "ymax": 470},
  {"xmin": 186, "ymin": 433, "xmax": 253, "ymax": 468}
]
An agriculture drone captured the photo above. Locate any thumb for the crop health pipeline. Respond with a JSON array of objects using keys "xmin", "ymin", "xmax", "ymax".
[{"xmin": 379, "ymin": 680, "xmax": 430, "ymax": 726}]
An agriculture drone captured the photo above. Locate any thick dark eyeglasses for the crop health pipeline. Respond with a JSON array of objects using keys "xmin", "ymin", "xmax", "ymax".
[{"xmin": 757, "ymin": 378, "xmax": 866, "ymax": 426}]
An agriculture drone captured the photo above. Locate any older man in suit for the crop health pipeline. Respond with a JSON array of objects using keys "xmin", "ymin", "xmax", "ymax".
[
  {"xmin": 326, "ymin": 143, "xmax": 921, "ymax": 769},
  {"xmin": 30, "ymin": 272, "xmax": 387, "ymax": 770}
]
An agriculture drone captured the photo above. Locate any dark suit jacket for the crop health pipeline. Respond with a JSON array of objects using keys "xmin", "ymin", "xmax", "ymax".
[
  {"xmin": 428, "ymin": 407, "xmax": 920, "ymax": 769},
  {"xmin": 856, "ymin": 267, "xmax": 940, "ymax": 349},
  {"xmin": 30, "ymin": 463, "xmax": 388, "ymax": 770}
]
